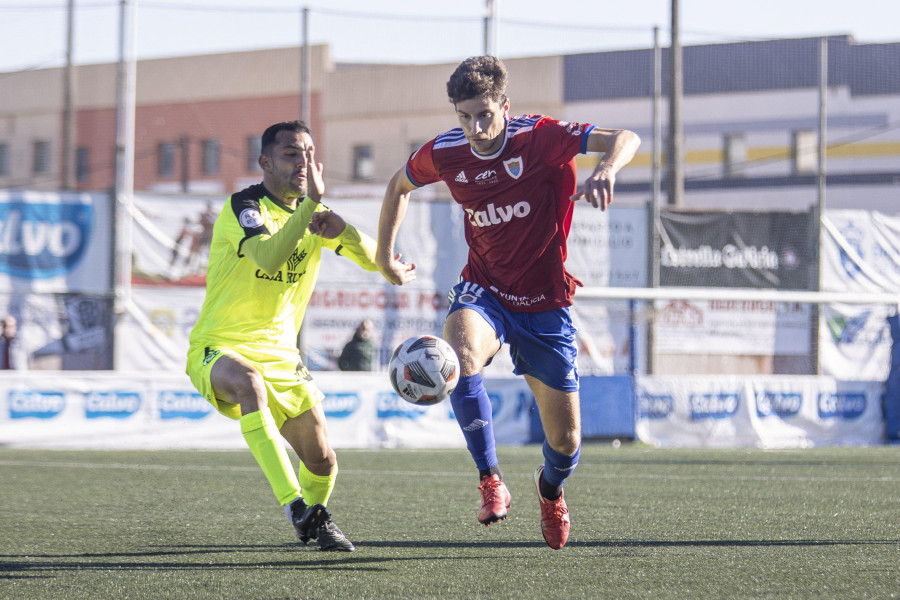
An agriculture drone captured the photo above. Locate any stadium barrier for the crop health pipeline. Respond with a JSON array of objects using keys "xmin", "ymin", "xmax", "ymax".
[{"xmin": 0, "ymin": 371, "xmax": 885, "ymax": 449}]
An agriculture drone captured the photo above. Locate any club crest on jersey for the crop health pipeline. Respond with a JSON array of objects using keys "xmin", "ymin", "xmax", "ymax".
[
  {"xmin": 239, "ymin": 208, "xmax": 264, "ymax": 228},
  {"xmin": 503, "ymin": 157, "xmax": 523, "ymax": 179}
]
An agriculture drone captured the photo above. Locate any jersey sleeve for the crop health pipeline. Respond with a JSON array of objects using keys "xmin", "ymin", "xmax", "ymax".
[
  {"xmin": 532, "ymin": 117, "xmax": 595, "ymax": 167},
  {"xmin": 240, "ymin": 197, "xmax": 320, "ymax": 276},
  {"xmin": 405, "ymin": 140, "xmax": 441, "ymax": 188},
  {"xmin": 321, "ymin": 223, "xmax": 379, "ymax": 272}
]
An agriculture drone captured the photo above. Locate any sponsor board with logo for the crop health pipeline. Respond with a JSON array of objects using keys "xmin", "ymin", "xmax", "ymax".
[
  {"xmin": 658, "ymin": 210, "xmax": 816, "ymax": 290},
  {"xmin": 635, "ymin": 375, "xmax": 885, "ymax": 447},
  {"xmin": 654, "ymin": 299, "xmax": 812, "ymax": 355},
  {"xmin": 0, "ymin": 371, "xmax": 537, "ymax": 449},
  {"xmin": 0, "ymin": 191, "xmax": 112, "ymax": 294},
  {"xmin": 819, "ymin": 210, "xmax": 900, "ymax": 380}
]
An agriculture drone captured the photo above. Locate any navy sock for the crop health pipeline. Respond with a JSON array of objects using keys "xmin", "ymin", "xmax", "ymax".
[
  {"xmin": 450, "ymin": 374, "xmax": 497, "ymax": 472},
  {"xmin": 541, "ymin": 439, "xmax": 581, "ymax": 499},
  {"xmin": 478, "ymin": 465, "xmax": 503, "ymax": 481}
]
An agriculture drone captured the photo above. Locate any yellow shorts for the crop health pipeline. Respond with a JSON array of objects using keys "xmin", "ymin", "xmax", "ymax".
[{"xmin": 186, "ymin": 343, "xmax": 324, "ymax": 429}]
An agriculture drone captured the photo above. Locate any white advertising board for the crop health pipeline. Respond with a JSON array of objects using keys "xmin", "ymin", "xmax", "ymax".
[
  {"xmin": 0, "ymin": 371, "xmax": 534, "ymax": 450},
  {"xmin": 635, "ymin": 375, "xmax": 885, "ymax": 448}
]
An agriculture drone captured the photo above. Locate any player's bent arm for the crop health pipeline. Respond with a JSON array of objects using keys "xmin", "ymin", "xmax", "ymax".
[
  {"xmin": 242, "ymin": 196, "xmax": 319, "ymax": 275},
  {"xmin": 573, "ymin": 128, "xmax": 642, "ymax": 210},
  {"xmin": 328, "ymin": 224, "xmax": 379, "ymax": 272},
  {"xmin": 586, "ymin": 128, "xmax": 641, "ymax": 175},
  {"xmin": 376, "ymin": 168, "xmax": 417, "ymax": 281}
]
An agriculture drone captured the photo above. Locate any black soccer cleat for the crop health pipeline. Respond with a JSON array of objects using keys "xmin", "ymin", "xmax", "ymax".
[
  {"xmin": 288, "ymin": 497, "xmax": 314, "ymax": 544},
  {"xmin": 304, "ymin": 503, "xmax": 356, "ymax": 552}
]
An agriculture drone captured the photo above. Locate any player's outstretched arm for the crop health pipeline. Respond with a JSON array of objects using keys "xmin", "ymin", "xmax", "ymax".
[
  {"xmin": 572, "ymin": 128, "xmax": 641, "ymax": 210},
  {"xmin": 376, "ymin": 168, "xmax": 417, "ymax": 285}
]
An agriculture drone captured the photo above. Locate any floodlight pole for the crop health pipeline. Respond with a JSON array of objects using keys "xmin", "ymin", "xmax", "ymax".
[
  {"xmin": 812, "ymin": 36, "xmax": 828, "ymax": 375},
  {"xmin": 647, "ymin": 25, "xmax": 663, "ymax": 376},
  {"xmin": 301, "ymin": 7, "xmax": 310, "ymax": 125},
  {"xmin": 666, "ymin": 0, "xmax": 684, "ymax": 207},
  {"xmin": 484, "ymin": 0, "xmax": 499, "ymax": 56},
  {"xmin": 62, "ymin": 0, "xmax": 76, "ymax": 190}
]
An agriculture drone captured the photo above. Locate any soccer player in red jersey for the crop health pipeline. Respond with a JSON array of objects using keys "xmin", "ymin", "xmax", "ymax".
[{"xmin": 376, "ymin": 56, "xmax": 640, "ymax": 549}]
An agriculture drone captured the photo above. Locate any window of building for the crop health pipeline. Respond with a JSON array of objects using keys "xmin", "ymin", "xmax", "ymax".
[
  {"xmin": 158, "ymin": 142, "xmax": 176, "ymax": 177},
  {"xmin": 202, "ymin": 139, "xmax": 220, "ymax": 175},
  {"xmin": 32, "ymin": 140, "xmax": 50, "ymax": 174},
  {"xmin": 0, "ymin": 143, "xmax": 9, "ymax": 176},
  {"xmin": 246, "ymin": 136, "xmax": 261, "ymax": 172},
  {"xmin": 792, "ymin": 130, "xmax": 818, "ymax": 174},
  {"xmin": 352, "ymin": 144, "xmax": 374, "ymax": 181},
  {"xmin": 75, "ymin": 147, "xmax": 90, "ymax": 183},
  {"xmin": 723, "ymin": 133, "xmax": 747, "ymax": 178}
]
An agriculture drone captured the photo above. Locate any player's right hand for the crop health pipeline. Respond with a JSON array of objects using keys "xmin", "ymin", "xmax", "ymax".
[
  {"xmin": 378, "ymin": 252, "xmax": 416, "ymax": 285},
  {"xmin": 306, "ymin": 147, "xmax": 325, "ymax": 203}
]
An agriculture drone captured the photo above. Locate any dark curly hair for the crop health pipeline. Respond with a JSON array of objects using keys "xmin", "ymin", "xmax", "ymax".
[{"xmin": 446, "ymin": 56, "xmax": 508, "ymax": 105}]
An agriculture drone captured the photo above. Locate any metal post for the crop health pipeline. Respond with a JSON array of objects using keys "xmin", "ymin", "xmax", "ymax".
[
  {"xmin": 179, "ymin": 135, "xmax": 190, "ymax": 193},
  {"xmin": 62, "ymin": 0, "xmax": 76, "ymax": 190},
  {"xmin": 648, "ymin": 26, "xmax": 663, "ymax": 376},
  {"xmin": 812, "ymin": 36, "xmax": 828, "ymax": 374},
  {"xmin": 651, "ymin": 26, "xmax": 662, "ymax": 288},
  {"xmin": 817, "ymin": 37, "xmax": 827, "ymax": 222},
  {"xmin": 113, "ymin": 0, "xmax": 137, "ymax": 321},
  {"xmin": 301, "ymin": 7, "xmax": 310, "ymax": 125},
  {"xmin": 484, "ymin": 0, "xmax": 499, "ymax": 56},
  {"xmin": 666, "ymin": 0, "xmax": 683, "ymax": 207}
]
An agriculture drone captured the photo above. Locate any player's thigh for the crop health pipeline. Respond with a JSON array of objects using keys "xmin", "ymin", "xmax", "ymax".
[
  {"xmin": 526, "ymin": 374, "xmax": 581, "ymax": 454},
  {"xmin": 444, "ymin": 307, "xmax": 501, "ymax": 374},
  {"xmin": 209, "ymin": 352, "xmax": 267, "ymax": 411}
]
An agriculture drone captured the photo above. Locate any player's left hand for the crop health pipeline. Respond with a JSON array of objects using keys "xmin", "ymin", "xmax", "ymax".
[
  {"xmin": 571, "ymin": 167, "xmax": 615, "ymax": 210},
  {"xmin": 306, "ymin": 147, "xmax": 325, "ymax": 203},
  {"xmin": 308, "ymin": 210, "xmax": 346, "ymax": 238}
]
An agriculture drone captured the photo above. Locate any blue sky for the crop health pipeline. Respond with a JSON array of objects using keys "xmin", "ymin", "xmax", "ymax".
[{"xmin": 0, "ymin": 0, "xmax": 896, "ymax": 72}]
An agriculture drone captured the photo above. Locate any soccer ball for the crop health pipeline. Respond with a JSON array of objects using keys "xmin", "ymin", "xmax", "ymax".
[{"xmin": 388, "ymin": 335, "xmax": 460, "ymax": 406}]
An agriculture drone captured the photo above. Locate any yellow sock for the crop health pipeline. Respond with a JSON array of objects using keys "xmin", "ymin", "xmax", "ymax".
[
  {"xmin": 298, "ymin": 460, "xmax": 337, "ymax": 507},
  {"xmin": 240, "ymin": 410, "xmax": 301, "ymax": 506}
]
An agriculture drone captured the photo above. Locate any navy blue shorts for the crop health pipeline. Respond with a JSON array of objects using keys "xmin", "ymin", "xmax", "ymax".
[{"xmin": 448, "ymin": 280, "xmax": 579, "ymax": 392}]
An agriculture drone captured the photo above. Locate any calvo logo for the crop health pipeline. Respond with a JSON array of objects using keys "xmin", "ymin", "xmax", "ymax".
[{"xmin": 0, "ymin": 197, "xmax": 92, "ymax": 279}]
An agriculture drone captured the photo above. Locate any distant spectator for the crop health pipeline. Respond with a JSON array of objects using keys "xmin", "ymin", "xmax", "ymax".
[
  {"xmin": 338, "ymin": 319, "xmax": 375, "ymax": 371},
  {"xmin": 1, "ymin": 315, "xmax": 26, "ymax": 370}
]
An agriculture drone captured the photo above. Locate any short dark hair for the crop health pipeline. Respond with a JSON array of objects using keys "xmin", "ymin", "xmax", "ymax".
[
  {"xmin": 446, "ymin": 56, "xmax": 508, "ymax": 105},
  {"xmin": 261, "ymin": 120, "xmax": 311, "ymax": 155}
]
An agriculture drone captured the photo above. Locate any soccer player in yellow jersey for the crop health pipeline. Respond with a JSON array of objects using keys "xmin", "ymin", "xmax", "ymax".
[{"xmin": 187, "ymin": 120, "xmax": 388, "ymax": 552}]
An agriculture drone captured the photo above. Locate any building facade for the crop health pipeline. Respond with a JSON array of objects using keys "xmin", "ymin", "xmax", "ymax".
[{"xmin": 0, "ymin": 35, "xmax": 898, "ymax": 212}]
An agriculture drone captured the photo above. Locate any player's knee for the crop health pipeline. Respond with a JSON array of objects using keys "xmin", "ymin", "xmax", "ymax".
[
  {"xmin": 304, "ymin": 448, "xmax": 336, "ymax": 476},
  {"xmin": 546, "ymin": 431, "xmax": 580, "ymax": 456},
  {"xmin": 453, "ymin": 342, "xmax": 490, "ymax": 376}
]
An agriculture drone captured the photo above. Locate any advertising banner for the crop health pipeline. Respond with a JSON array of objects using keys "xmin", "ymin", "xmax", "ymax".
[
  {"xmin": 0, "ymin": 190, "xmax": 113, "ymax": 294},
  {"xmin": 123, "ymin": 191, "xmax": 637, "ymax": 374},
  {"xmin": 0, "ymin": 371, "xmax": 534, "ymax": 449},
  {"xmin": 654, "ymin": 210, "xmax": 818, "ymax": 360},
  {"xmin": 659, "ymin": 210, "xmax": 815, "ymax": 289},
  {"xmin": 654, "ymin": 299, "xmax": 811, "ymax": 355},
  {"xmin": 634, "ymin": 375, "xmax": 885, "ymax": 447},
  {"xmin": 819, "ymin": 210, "xmax": 900, "ymax": 380},
  {"xmin": 0, "ymin": 292, "xmax": 114, "ymax": 370}
]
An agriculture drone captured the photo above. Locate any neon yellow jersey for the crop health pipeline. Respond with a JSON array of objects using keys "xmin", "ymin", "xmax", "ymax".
[{"xmin": 188, "ymin": 183, "xmax": 377, "ymax": 357}]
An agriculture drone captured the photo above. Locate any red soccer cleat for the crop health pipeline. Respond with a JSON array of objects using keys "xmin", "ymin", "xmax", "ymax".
[
  {"xmin": 534, "ymin": 466, "xmax": 570, "ymax": 549},
  {"xmin": 477, "ymin": 474, "xmax": 511, "ymax": 525}
]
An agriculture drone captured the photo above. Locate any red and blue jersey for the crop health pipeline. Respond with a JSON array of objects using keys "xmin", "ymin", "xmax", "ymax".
[{"xmin": 406, "ymin": 115, "xmax": 594, "ymax": 312}]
